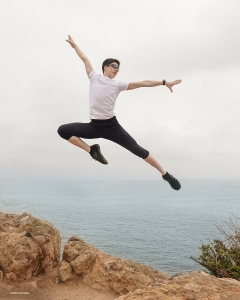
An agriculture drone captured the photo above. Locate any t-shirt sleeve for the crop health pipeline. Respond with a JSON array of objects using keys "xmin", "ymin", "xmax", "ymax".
[
  {"xmin": 118, "ymin": 80, "xmax": 129, "ymax": 92},
  {"xmin": 88, "ymin": 70, "xmax": 97, "ymax": 80}
]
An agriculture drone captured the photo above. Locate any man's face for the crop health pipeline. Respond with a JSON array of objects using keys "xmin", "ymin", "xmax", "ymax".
[{"xmin": 104, "ymin": 62, "xmax": 119, "ymax": 78}]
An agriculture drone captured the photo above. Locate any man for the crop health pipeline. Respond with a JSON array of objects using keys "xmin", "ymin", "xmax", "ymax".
[{"xmin": 58, "ymin": 35, "xmax": 182, "ymax": 190}]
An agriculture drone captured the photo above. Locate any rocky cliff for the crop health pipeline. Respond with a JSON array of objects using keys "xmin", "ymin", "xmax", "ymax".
[
  {"xmin": 59, "ymin": 235, "xmax": 167, "ymax": 294},
  {"xmin": 1, "ymin": 211, "xmax": 240, "ymax": 300}
]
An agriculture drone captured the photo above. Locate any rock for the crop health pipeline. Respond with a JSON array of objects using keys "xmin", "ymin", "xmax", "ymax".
[
  {"xmin": 29, "ymin": 280, "xmax": 38, "ymax": 289},
  {"xmin": 70, "ymin": 250, "xmax": 96, "ymax": 275},
  {"xmin": 6, "ymin": 272, "xmax": 18, "ymax": 282},
  {"xmin": 0, "ymin": 211, "xmax": 61, "ymax": 279},
  {"xmin": 62, "ymin": 237, "xmax": 240, "ymax": 299},
  {"xmin": 0, "ymin": 270, "xmax": 3, "ymax": 282},
  {"xmin": 59, "ymin": 260, "xmax": 72, "ymax": 283},
  {"xmin": 62, "ymin": 236, "xmax": 90, "ymax": 262},
  {"xmin": 86, "ymin": 254, "xmax": 162, "ymax": 295},
  {"xmin": 62, "ymin": 236, "xmax": 167, "ymax": 295},
  {"xmin": 184, "ymin": 282, "xmax": 201, "ymax": 292},
  {"xmin": 114, "ymin": 271, "xmax": 240, "ymax": 300}
]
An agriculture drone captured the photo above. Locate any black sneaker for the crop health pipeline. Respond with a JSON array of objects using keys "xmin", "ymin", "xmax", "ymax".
[
  {"xmin": 162, "ymin": 172, "xmax": 181, "ymax": 190},
  {"xmin": 90, "ymin": 144, "xmax": 108, "ymax": 165}
]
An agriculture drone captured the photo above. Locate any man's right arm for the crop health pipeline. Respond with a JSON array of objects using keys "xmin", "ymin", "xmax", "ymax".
[
  {"xmin": 66, "ymin": 35, "xmax": 93, "ymax": 76},
  {"xmin": 127, "ymin": 79, "xmax": 182, "ymax": 93}
]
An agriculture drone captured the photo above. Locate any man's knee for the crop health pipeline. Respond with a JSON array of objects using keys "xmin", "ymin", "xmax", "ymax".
[
  {"xmin": 130, "ymin": 144, "xmax": 149, "ymax": 159},
  {"xmin": 57, "ymin": 124, "xmax": 71, "ymax": 140}
]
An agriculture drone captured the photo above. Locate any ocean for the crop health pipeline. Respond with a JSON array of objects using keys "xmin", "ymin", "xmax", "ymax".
[{"xmin": 0, "ymin": 179, "xmax": 240, "ymax": 276}]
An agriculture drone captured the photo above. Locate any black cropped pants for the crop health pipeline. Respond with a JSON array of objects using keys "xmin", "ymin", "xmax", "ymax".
[{"xmin": 57, "ymin": 116, "xmax": 149, "ymax": 159}]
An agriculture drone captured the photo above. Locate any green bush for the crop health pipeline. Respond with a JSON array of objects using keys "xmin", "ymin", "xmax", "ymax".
[{"xmin": 191, "ymin": 217, "xmax": 240, "ymax": 280}]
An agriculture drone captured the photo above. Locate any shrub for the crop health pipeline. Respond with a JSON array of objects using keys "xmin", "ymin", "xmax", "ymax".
[{"xmin": 191, "ymin": 216, "xmax": 240, "ymax": 280}]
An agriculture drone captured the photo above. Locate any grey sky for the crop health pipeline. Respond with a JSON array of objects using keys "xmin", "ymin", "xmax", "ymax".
[{"xmin": 0, "ymin": 0, "xmax": 240, "ymax": 181}]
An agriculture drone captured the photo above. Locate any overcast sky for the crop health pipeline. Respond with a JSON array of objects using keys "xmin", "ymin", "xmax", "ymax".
[{"xmin": 0, "ymin": 0, "xmax": 240, "ymax": 181}]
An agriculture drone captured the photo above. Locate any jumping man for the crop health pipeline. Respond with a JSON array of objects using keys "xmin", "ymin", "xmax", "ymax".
[{"xmin": 58, "ymin": 35, "xmax": 182, "ymax": 190}]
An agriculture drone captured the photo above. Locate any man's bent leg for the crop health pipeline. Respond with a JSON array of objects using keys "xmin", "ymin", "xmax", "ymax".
[
  {"xmin": 68, "ymin": 136, "xmax": 90, "ymax": 153},
  {"xmin": 68, "ymin": 137, "xmax": 108, "ymax": 164},
  {"xmin": 57, "ymin": 122, "xmax": 108, "ymax": 164}
]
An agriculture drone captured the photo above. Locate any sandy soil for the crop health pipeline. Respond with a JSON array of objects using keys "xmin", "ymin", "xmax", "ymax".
[{"xmin": 0, "ymin": 268, "xmax": 118, "ymax": 300}]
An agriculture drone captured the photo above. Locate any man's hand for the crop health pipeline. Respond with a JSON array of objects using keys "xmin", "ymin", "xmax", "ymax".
[
  {"xmin": 166, "ymin": 79, "xmax": 182, "ymax": 93},
  {"xmin": 66, "ymin": 35, "xmax": 77, "ymax": 48},
  {"xmin": 66, "ymin": 35, "xmax": 93, "ymax": 76}
]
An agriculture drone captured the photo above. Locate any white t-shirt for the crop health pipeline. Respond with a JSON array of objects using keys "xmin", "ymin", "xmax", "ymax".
[{"xmin": 88, "ymin": 70, "xmax": 129, "ymax": 120}]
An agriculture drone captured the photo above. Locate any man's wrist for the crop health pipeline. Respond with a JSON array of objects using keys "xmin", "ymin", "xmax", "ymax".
[{"xmin": 162, "ymin": 80, "xmax": 166, "ymax": 85}]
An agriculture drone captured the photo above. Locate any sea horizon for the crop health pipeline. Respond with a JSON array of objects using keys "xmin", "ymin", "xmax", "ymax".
[{"xmin": 1, "ymin": 178, "xmax": 240, "ymax": 276}]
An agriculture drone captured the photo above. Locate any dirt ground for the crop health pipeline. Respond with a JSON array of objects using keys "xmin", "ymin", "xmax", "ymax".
[{"xmin": 0, "ymin": 268, "xmax": 118, "ymax": 300}]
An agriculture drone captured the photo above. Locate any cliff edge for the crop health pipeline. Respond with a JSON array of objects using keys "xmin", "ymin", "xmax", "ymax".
[{"xmin": 1, "ymin": 211, "xmax": 240, "ymax": 300}]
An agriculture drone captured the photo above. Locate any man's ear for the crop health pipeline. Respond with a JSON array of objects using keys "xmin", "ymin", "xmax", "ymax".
[{"xmin": 103, "ymin": 65, "xmax": 108, "ymax": 74}]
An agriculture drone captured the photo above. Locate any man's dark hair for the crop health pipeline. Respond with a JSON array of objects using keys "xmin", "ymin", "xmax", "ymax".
[{"xmin": 102, "ymin": 58, "xmax": 120, "ymax": 73}]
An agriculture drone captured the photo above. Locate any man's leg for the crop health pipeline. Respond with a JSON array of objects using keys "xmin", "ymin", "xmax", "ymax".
[
  {"xmin": 144, "ymin": 153, "xmax": 166, "ymax": 175},
  {"xmin": 68, "ymin": 136, "xmax": 90, "ymax": 153},
  {"xmin": 144, "ymin": 153, "xmax": 180, "ymax": 190},
  {"xmin": 103, "ymin": 120, "xmax": 181, "ymax": 190},
  {"xmin": 57, "ymin": 123, "xmax": 108, "ymax": 164},
  {"xmin": 68, "ymin": 137, "xmax": 107, "ymax": 164}
]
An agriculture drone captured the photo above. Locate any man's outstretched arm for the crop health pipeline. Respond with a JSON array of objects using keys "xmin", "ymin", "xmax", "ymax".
[
  {"xmin": 66, "ymin": 35, "xmax": 93, "ymax": 76},
  {"xmin": 127, "ymin": 79, "xmax": 182, "ymax": 93}
]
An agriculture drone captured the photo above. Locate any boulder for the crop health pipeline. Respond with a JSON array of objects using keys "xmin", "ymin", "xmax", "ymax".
[
  {"xmin": 58, "ymin": 260, "xmax": 72, "ymax": 283},
  {"xmin": 0, "ymin": 211, "xmax": 61, "ymax": 279},
  {"xmin": 70, "ymin": 250, "xmax": 96, "ymax": 275},
  {"xmin": 61, "ymin": 236, "xmax": 167, "ymax": 295},
  {"xmin": 62, "ymin": 236, "xmax": 89, "ymax": 262}
]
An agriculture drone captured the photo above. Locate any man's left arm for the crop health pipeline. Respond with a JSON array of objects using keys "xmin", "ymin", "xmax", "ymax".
[{"xmin": 127, "ymin": 79, "xmax": 182, "ymax": 93}]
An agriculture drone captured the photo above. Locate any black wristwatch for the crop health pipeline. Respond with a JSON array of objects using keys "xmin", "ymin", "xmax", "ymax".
[{"xmin": 162, "ymin": 80, "xmax": 166, "ymax": 85}]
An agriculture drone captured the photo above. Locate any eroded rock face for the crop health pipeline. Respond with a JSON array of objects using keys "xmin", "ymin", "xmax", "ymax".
[
  {"xmin": 115, "ymin": 271, "xmax": 240, "ymax": 300},
  {"xmin": 0, "ymin": 211, "xmax": 61, "ymax": 280},
  {"xmin": 61, "ymin": 236, "xmax": 168, "ymax": 295}
]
